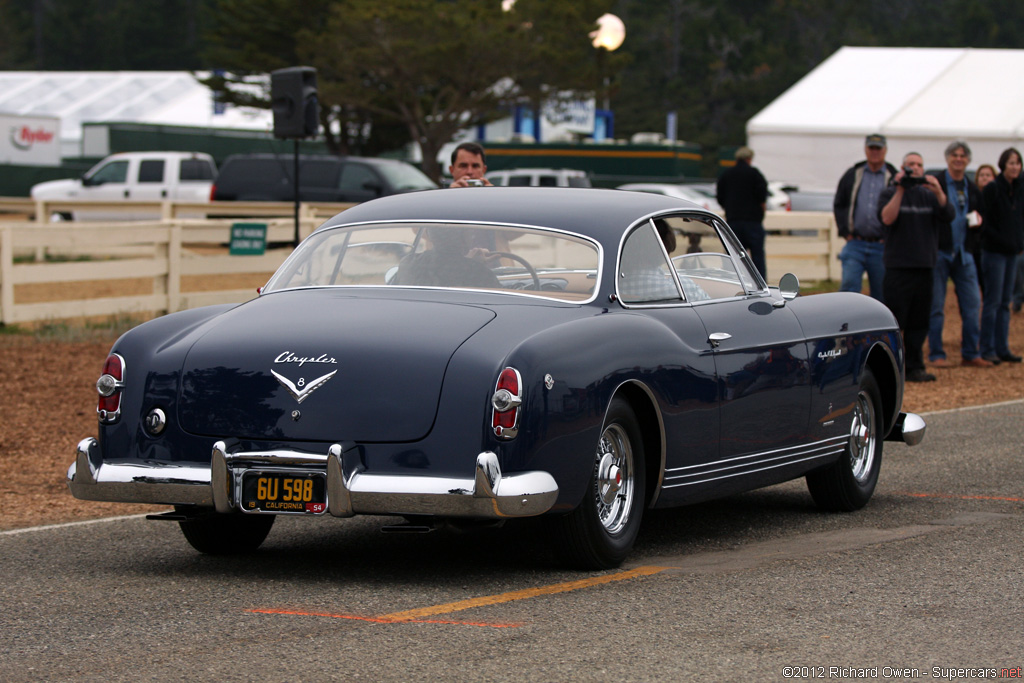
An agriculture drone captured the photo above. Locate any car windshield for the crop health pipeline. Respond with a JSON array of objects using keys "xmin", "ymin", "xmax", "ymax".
[
  {"xmin": 373, "ymin": 163, "xmax": 439, "ymax": 192},
  {"xmin": 264, "ymin": 222, "xmax": 601, "ymax": 302}
]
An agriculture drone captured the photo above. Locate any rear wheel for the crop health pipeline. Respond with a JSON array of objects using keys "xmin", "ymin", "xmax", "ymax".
[
  {"xmin": 556, "ymin": 397, "xmax": 645, "ymax": 569},
  {"xmin": 177, "ymin": 508, "xmax": 275, "ymax": 554},
  {"xmin": 806, "ymin": 369, "xmax": 883, "ymax": 511}
]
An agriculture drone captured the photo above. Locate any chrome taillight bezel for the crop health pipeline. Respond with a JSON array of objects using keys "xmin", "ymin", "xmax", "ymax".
[
  {"xmin": 491, "ymin": 367, "xmax": 522, "ymax": 439},
  {"xmin": 97, "ymin": 353, "xmax": 126, "ymax": 424}
]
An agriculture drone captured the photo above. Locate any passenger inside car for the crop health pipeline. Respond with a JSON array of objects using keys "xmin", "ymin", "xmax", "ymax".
[{"xmin": 392, "ymin": 226, "xmax": 502, "ymax": 289}]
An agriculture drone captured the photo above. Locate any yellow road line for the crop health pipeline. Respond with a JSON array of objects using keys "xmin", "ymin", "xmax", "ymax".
[{"xmin": 380, "ymin": 565, "xmax": 669, "ymax": 622}]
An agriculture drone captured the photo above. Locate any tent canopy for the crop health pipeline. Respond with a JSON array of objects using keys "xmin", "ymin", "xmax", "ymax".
[
  {"xmin": 747, "ymin": 47, "xmax": 1024, "ymax": 191},
  {"xmin": 0, "ymin": 71, "xmax": 271, "ymax": 158}
]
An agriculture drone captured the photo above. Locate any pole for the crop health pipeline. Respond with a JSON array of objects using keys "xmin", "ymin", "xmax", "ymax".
[{"xmin": 293, "ymin": 139, "xmax": 301, "ymax": 247}]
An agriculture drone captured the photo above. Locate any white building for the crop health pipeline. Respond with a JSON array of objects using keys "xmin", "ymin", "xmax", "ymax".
[{"xmin": 747, "ymin": 47, "xmax": 1024, "ymax": 191}]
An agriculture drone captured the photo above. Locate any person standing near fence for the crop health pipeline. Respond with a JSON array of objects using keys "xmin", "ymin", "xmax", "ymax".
[
  {"xmin": 717, "ymin": 146, "xmax": 768, "ymax": 280},
  {"xmin": 878, "ymin": 152, "xmax": 953, "ymax": 383},
  {"xmin": 978, "ymin": 147, "xmax": 1024, "ymax": 364},
  {"xmin": 926, "ymin": 141, "xmax": 990, "ymax": 368},
  {"xmin": 833, "ymin": 133, "xmax": 896, "ymax": 303}
]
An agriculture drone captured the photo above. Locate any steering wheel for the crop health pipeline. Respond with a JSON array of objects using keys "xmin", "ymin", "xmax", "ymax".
[{"xmin": 490, "ymin": 251, "xmax": 541, "ymax": 290}]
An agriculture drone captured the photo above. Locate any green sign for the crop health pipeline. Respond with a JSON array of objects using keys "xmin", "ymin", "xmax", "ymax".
[{"xmin": 230, "ymin": 223, "xmax": 267, "ymax": 255}]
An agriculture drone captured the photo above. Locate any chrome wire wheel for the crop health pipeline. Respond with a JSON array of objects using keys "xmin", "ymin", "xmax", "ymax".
[
  {"xmin": 848, "ymin": 389, "xmax": 877, "ymax": 484},
  {"xmin": 593, "ymin": 422, "xmax": 635, "ymax": 535}
]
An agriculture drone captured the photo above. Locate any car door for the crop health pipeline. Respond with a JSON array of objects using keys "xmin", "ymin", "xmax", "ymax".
[
  {"xmin": 676, "ymin": 216, "xmax": 812, "ymax": 463},
  {"xmin": 75, "ymin": 157, "xmax": 137, "ymax": 220}
]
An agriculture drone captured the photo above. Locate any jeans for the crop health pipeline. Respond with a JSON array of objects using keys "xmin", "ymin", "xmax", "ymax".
[
  {"xmin": 729, "ymin": 220, "xmax": 767, "ymax": 281},
  {"xmin": 1014, "ymin": 255, "xmax": 1024, "ymax": 307},
  {"xmin": 980, "ymin": 250, "xmax": 1020, "ymax": 358},
  {"xmin": 927, "ymin": 250, "xmax": 982, "ymax": 361},
  {"xmin": 839, "ymin": 239, "xmax": 885, "ymax": 303}
]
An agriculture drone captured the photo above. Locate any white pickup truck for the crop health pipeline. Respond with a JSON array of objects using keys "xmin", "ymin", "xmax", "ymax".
[{"xmin": 30, "ymin": 151, "xmax": 217, "ymax": 220}]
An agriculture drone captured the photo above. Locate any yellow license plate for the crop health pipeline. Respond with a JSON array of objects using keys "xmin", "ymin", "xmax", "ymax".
[{"xmin": 241, "ymin": 471, "xmax": 326, "ymax": 514}]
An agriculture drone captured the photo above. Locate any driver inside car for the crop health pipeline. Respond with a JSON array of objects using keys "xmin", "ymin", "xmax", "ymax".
[{"xmin": 392, "ymin": 226, "xmax": 502, "ymax": 289}]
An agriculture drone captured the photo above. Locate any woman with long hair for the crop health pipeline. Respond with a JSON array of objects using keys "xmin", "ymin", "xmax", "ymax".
[{"xmin": 979, "ymin": 149, "xmax": 1024, "ymax": 363}]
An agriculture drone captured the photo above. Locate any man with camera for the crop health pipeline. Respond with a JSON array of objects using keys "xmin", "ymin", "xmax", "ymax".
[
  {"xmin": 927, "ymin": 141, "xmax": 990, "ymax": 368},
  {"xmin": 833, "ymin": 133, "xmax": 897, "ymax": 302},
  {"xmin": 448, "ymin": 141, "xmax": 493, "ymax": 188},
  {"xmin": 879, "ymin": 152, "xmax": 955, "ymax": 382}
]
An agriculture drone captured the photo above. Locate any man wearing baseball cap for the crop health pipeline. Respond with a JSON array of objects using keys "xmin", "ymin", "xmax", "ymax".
[{"xmin": 833, "ymin": 134, "xmax": 898, "ymax": 302}]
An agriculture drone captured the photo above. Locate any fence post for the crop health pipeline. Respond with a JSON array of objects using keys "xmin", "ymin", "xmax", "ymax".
[{"xmin": 0, "ymin": 226, "xmax": 12, "ymax": 325}]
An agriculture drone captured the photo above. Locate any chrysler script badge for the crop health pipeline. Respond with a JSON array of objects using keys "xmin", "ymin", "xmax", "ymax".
[{"xmin": 271, "ymin": 369, "xmax": 337, "ymax": 404}]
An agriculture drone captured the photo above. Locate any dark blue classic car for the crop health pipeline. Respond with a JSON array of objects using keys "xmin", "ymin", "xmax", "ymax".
[{"xmin": 69, "ymin": 187, "xmax": 925, "ymax": 568}]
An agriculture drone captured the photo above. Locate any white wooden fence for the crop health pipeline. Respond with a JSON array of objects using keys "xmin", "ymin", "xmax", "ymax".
[{"xmin": 0, "ymin": 198, "xmax": 842, "ymax": 326}]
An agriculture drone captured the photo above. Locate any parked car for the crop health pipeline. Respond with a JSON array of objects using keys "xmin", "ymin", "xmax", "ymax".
[
  {"xmin": 688, "ymin": 180, "xmax": 793, "ymax": 213},
  {"xmin": 30, "ymin": 151, "xmax": 216, "ymax": 220},
  {"xmin": 211, "ymin": 153, "xmax": 437, "ymax": 203},
  {"xmin": 788, "ymin": 190, "xmax": 836, "ymax": 212},
  {"xmin": 68, "ymin": 187, "xmax": 924, "ymax": 569},
  {"xmin": 617, "ymin": 182, "xmax": 724, "ymax": 214},
  {"xmin": 485, "ymin": 168, "xmax": 591, "ymax": 187}
]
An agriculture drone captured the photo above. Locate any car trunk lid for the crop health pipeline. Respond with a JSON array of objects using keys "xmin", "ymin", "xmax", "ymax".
[{"xmin": 178, "ymin": 291, "xmax": 495, "ymax": 442}]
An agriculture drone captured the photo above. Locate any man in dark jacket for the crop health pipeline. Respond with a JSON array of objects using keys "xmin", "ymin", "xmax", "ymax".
[
  {"xmin": 926, "ymin": 140, "xmax": 989, "ymax": 367},
  {"xmin": 879, "ymin": 152, "xmax": 955, "ymax": 382},
  {"xmin": 717, "ymin": 146, "xmax": 768, "ymax": 279},
  {"xmin": 833, "ymin": 133, "xmax": 897, "ymax": 302}
]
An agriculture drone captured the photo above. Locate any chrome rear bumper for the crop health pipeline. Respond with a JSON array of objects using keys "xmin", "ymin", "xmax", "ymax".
[{"xmin": 68, "ymin": 438, "xmax": 559, "ymax": 519}]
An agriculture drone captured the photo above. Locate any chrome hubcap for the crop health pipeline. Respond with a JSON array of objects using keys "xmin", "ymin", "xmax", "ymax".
[
  {"xmin": 593, "ymin": 423, "xmax": 634, "ymax": 533},
  {"xmin": 849, "ymin": 390, "xmax": 876, "ymax": 483}
]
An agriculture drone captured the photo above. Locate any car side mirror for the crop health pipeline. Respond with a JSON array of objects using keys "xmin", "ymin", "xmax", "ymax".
[
  {"xmin": 81, "ymin": 174, "xmax": 96, "ymax": 186},
  {"xmin": 362, "ymin": 182, "xmax": 383, "ymax": 197},
  {"xmin": 779, "ymin": 273, "xmax": 800, "ymax": 300}
]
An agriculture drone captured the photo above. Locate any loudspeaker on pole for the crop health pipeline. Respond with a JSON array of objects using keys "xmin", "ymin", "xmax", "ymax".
[{"xmin": 271, "ymin": 66, "xmax": 319, "ymax": 139}]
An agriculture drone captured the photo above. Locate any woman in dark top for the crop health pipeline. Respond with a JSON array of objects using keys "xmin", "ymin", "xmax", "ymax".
[{"xmin": 979, "ymin": 148, "xmax": 1024, "ymax": 363}]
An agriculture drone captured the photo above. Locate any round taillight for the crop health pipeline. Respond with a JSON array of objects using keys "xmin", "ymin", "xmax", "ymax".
[{"xmin": 97, "ymin": 354, "xmax": 125, "ymax": 423}]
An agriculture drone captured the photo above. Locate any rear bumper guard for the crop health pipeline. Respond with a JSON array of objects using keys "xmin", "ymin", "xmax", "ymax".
[
  {"xmin": 885, "ymin": 411, "xmax": 926, "ymax": 446},
  {"xmin": 68, "ymin": 438, "xmax": 559, "ymax": 519}
]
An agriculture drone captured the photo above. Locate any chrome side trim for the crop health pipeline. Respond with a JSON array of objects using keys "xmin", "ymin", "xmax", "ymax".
[
  {"xmin": 885, "ymin": 412, "xmax": 926, "ymax": 446},
  {"xmin": 662, "ymin": 436, "xmax": 847, "ymax": 489},
  {"xmin": 68, "ymin": 439, "xmax": 559, "ymax": 519}
]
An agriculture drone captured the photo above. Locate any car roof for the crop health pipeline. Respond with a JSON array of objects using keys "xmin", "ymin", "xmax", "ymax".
[{"xmin": 320, "ymin": 187, "xmax": 710, "ymax": 243}]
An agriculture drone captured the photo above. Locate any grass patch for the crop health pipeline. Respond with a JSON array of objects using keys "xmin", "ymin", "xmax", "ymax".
[{"xmin": 0, "ymin": 313, "xmax": 143, "ymax": 342}]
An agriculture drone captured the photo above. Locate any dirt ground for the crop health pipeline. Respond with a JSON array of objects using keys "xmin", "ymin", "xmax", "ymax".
[{"xmin": 2, "ymin": 284, "xmax": 1023, "ymax": 532}]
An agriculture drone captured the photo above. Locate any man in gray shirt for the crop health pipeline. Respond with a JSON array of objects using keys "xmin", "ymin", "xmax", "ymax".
[{"xmin": 833, "ymin": 134, "xmax": 898, "ymax": 302}]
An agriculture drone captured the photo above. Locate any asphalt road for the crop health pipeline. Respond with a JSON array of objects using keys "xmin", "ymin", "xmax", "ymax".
[{"xmin": 3, "ymin": 402, "xmax": 1023, "ymax": 682}]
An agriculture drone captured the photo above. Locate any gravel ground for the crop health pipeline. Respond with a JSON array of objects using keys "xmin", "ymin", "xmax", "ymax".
[{"xmin": 2, "ymin": 285, "xmax": 1022, "ymax": 531}]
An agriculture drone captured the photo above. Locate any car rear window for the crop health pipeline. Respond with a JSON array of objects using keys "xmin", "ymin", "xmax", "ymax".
[
  {"xmin": 265, "ymin": 222, "xmax": 601, "ymax": 302},
  {"xmin": 180, "ymin": 158, "xmax": 215, "ymax": 181}
]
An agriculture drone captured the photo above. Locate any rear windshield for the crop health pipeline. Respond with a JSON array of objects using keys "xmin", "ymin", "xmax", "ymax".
[{"xmin": 264, "ymin": 222, "xmax": 601, "ymax": 302}]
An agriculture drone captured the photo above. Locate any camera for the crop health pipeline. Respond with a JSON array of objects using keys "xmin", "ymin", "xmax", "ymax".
[
  {"xmin": 466, "ymin": 178, "xmax": 484, "ymax": 187},
  {"xmin": 899, "ymin": 169, "xmax": 927, "ymax": 188}
]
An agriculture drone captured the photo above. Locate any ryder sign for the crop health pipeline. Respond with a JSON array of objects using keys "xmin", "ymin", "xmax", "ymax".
[{"xmin": 1, "ymin": 113, "xmax": 60, "ymax": 166}]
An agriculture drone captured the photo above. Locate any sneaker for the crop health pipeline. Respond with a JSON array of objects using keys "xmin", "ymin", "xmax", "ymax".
[
  {"xmin": 982, "ymin": 354, "xmax": 1003, "ymax": 365},
  {"xmin": 961, "ymin": 357, "xmax": 994, "ymax": 367},
  {"xmin": 998, "ymin": 353, "xmax": 1023, "ymax": 363},
  {"xmin": 906, "ymin": 369, "xmax": 937, "ymax": 382},
  {"xmin": 930, "ymin": 357, "xmax": 951, "ymax": 368}
]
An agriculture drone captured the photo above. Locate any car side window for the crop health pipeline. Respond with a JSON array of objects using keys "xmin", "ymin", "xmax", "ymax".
[
  {"xmin": 138, "ymin": 160, "xmax": 165, "ymax": 183},
  {"xmin": 661, "ymin": 215, "xmax": 748, "ymax": 301},
  {"xmin": 618, "ymin": 222, "xmax": 682, "ymax": 304},
  {"xmin": 179, "ymin": 159, "xmax": 215, "ymax": 181},
  {"xmin": 89, "ymin": 160, "xmax": 129, "ymax": 184},
  {"xmin": 338, "ymin": 163, "xmax": 380, "ymax": 192},
  {"xmin": 304, "ymin": 160, "xmax": 340, "ymax": 188}
]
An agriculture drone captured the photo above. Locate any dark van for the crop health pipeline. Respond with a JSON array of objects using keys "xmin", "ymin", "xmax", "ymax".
[{"xmin": 211, "ymin": 154, "xmax": 437, "ymax": 202}]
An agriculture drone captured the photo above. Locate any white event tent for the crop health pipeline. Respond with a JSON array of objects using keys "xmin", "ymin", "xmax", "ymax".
[
  {"xmin": 0, "ymin": 71, "xmax": 272, "ymax": 159},
  {"xmin": 747, "ymin": 47, "xmax": 1024, "ymax": 191}
]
